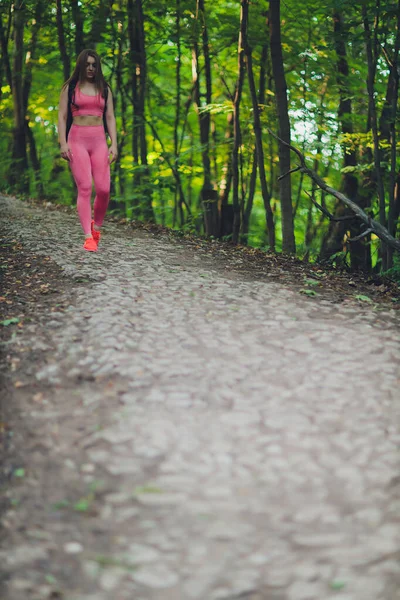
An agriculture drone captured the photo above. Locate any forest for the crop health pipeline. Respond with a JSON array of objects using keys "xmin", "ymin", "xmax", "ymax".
[{"xmin": 1, "ymin": 0, "xmax": 400, "ymax": 274}]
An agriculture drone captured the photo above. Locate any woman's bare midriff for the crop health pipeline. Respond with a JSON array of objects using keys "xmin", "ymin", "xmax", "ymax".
[{"xmin": 73, "ymin": 116, "xmax": 103, "ymax": 126}]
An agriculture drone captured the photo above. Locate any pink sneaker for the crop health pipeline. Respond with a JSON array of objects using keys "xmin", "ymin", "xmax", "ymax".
[
  {"xmin": 83, "ymin": 237, "xmax": 98, "ymax": 252},
  {"xmin": 91, "ymin": 220, "xmax": 101, "ymax": 245}
]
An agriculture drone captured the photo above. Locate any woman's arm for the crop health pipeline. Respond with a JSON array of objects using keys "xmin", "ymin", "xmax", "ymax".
[
  {"xmin": 58, "ymin": 86, "xmax": 72, "ymax": 161},
  {"xmin": 105, "ymin": 88, "xmax": 118, "ymax": 164}
]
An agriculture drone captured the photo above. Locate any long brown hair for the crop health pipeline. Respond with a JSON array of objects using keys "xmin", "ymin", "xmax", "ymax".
[{"xmin": 62, "ymin": 49, "xmax": 107, "ymax": 97}]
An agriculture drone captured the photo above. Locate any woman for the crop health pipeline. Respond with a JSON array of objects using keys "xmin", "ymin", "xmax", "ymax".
[{"xmin": 58, "ymin": 49, "xmax": 117, "ymax": 251}]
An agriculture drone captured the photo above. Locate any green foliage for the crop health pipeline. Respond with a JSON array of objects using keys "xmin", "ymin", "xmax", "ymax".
[
  {"xmin": 330, "ymin": 580, "xmax": 346, "ymax": 591},
  {"xmin": 354, "ymin": 294, "xmax": 373, "ymax": 303},
  {"xmin": 382, "ymin": 255, "xmax": 400, "ymax": 284},
  {"xmin": 303, "ymin": 278, "xmax": 320, "ymax": 286},
  {"xmin": 1, "ymin": 318, "xmax": 20, "ymax": 327},
  {"xmin": 133, "ymin": 485, "xmax": 163, "ymax": 495},
  {"xmin": 0, "ymin": 0, "xmax": 399, "ymax": 270}
]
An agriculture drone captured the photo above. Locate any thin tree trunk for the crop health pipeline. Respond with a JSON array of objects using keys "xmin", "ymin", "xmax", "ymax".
[
  {"xmin": 321, "ymin": 11, "xmax": 368, "ymax": 270},
  {"xmin": 23, "ymin": 0, "xmax": 44, "ymax": 115},
  {"xmin": 25, "ymin": 121, "xmax": 43, "ymax": 198},
  {"xmin": 269, "ymin": 0, "xmax": 295, "ymax": 253},
  {"xmin": 199, "ymin": 0, "xmax": 217, "ymax": 234},
  {"xmin": 56, "ymin": 0, "xmax": 70, "ymax": 81},
  {"xmin": 127, "ymin": 0, "xmax": 140, "ymax": 219},
  {"xmin": 218, "ymin": 111, "xmax": 234, "ymax": 205},
  {"xmin": 192, "ymin": 0, "xmax": 218, "ymax": 236},
  {"xmin": 0, "ymin": 6, "xmax": 12, "ymax": 97},
  {"xmin": 9, "ymin": 0, "xmax": 28, "ymax": 191},
  {"xmin": 22, "ymin": 0, "xmax": 45, "ymax": 196},
  {"xmin": 70, "ymin": 0, "xmax": 84, "ymax": 54},
  {"xmin": 386, "ymin": 0, "xmax": 400, "ymax": 268},
  {"xmin": 136, "ymin": 0, "xmax": 147, "ymax": 169},
  {"xmin": 264, "ymin": 43, "xmax": 276, "ymax": 202},
  {"xmin": 107, "ymin": 11, "xmax": 120, "ymax": 209},
  {"xmin": 363, "ymin": 4, "xmax": 387, "ymax": 268},
  {"xmin": 86, "ymin": 0, "xmax": 113, "ymax": 49},
  {"xmin": 115, "ymin": 6, "xmax": 127, "ymax": 201},
  {"xmin": 173, "ymin": 0, "xmax": 183, "ymax": 227},
  {"xmin": 211, "ymin": 117, "xmax": 218, "ymax": 183},
  {"xmin": 243, "ymin": 3, "xmax": 275, "ymax": 250},
  {"xmin": 136, "ymin": 0, "xmax": 155, "ymax": 222},
  {"xmin": 218, "ymin": 111, "xmax": 234, "ymax": 238},
  {"xmin": 127, "ymin": 0, "xmax": 139, "ymax": 168},
  {"xmin": 187, "ymin": 126, "xmax": 194, "ymax": 209},
  {"xmin": 231, "ymin": 1, "xmax": 247, "ymax": 244},
  {"xmin": 243, "ymin": 148, "xmax": 257, "ymax": 244},
  {"xmin": 174, "ymin": 0, "xmax": 181, "ymax": 163}
]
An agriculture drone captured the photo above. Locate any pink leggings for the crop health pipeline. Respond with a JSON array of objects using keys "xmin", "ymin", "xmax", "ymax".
[{"xmin": 68, "ymin": 124, "xmax": 110, "ymax": 235}]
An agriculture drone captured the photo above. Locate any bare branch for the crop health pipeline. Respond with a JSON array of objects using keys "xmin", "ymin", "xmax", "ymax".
[
  {"xmin": 267, "ymin": 128, "xmax": 306, "ymax": 165},
  {"xmin": 304, "ymin": 191, "xmax": 357, "ymax": 222},
  {"xmin": 219, "ymin": 73, "xmax": 234, "ymax": 102},
  {"xmin": 380, "ymin": 44, "xmax": 393, "ymax": 69},
  {"xmin": 347, "ymin": 228, "xmax": 373, "ymax": 243},
  {"xmin": 278, "ymin": 166, "xmax": 301, "ymax": 180}
]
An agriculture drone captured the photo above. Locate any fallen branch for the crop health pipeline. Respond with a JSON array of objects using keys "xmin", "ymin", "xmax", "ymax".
[
  {"xmin": 269, "ymin": 129, "xmax": 400, "ymax": 254},
  {"xmin": 304, "ymin": 190, "xmax": 357, "ymax": 222},
  {"xmin": 280, "ymin": 165, "xmax": 302, "ymax": 179},
  {"xmin": 347, "ymin": 228, "xmax": 373, "ymax": 243}
]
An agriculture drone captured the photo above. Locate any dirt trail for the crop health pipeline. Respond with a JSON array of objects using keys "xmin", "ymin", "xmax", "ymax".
[{"xmin": 1, "ymin": 195, "xmax": 399, "ymax": 600}]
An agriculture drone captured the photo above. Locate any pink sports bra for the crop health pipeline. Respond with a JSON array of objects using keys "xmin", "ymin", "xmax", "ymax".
[{"xmin": 71, "ymin": 86, "xmax": 106, "ymax": 118}]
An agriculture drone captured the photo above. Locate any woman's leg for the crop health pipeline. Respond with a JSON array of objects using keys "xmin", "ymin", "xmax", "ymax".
[
  {"xmin": 69, "ymin": 131, "xmax": 93, "ymax": 236},
  {"xmin": 91, "ymin": 138, "xmax": 110, "ymax": 228}
]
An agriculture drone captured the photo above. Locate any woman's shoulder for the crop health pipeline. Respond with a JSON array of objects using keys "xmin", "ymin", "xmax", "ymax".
[{"xmin": 61, "ymin": 79, "xmax": 77, "ymax": 96}]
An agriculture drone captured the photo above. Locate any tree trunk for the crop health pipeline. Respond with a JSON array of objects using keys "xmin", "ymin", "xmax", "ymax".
[
  {"xmin": 192, "ymin": 0, "xmax": 218, "ymax": 237},
  {"xmin": 23, "ymin": 0, "xmax": 44, "ymax": 115},
  {"xmin": 25, "ymin": 121, "xmax": 43, "ymax": 198},
  {"xmin": 243, "ymin": 4, "xmax": 275, "ymax": 250},
  {"xmin": 218, "ymin": 111, "xmax": 234, "ymax": 238},
  {"xmin": 173, "ymin": 0, "xmax": 182, "ymax": 226},
  {"xmin": 386, "ymin": 0, "xmax": 400, "ymax": 268},
  {"xmin": 243, "ymin": 148, "xmax": 257, "ymax": 244},
  {"xmin": 135, "ymin": 0, "xmax": 155, "ymax": 223},
  {"xmin": 9, "ymin": 0, "xmax": 28, "ymax": 191},
  {"xmin": 127, "ymin": 0, "xmax": 155, "ymax": 222},
  {"xmin": 115, "ymin": 1, "xmax": 128, "ymax": 202},
  {"xmin": 70, "ymin": 0, "xmax": 84, "ymax": 55},
  {"xmin": 56, "ymin": 0, "xmax": 70, "ymax": 81},
  {"xmin": 363, "ymin": 4, "xmax": 387, "ymax": 268},
  {"xmin": 127, "ymin": 0, "xmax": 139, "ymax": 169},
  {"xmin": 22, "ymin": 0, "xmax": 45, "ymax": 196},
  {"xmin": 86, "ymin": 0, "xmax": 113, "ymax": 49},
  {"xmin": 269, "ymin": 0, "xmax": 295, "ymax": 253},
  {"xmin": 231, "ymin": 0, "xmax": 247, "ymax": 244},
  {"xmin": 321, "ymin": 11, "xmax": 368, "ymax": 270},
  {"xmin": 0, "ymin": 6, "xmax": 12, "ymax": 100}
]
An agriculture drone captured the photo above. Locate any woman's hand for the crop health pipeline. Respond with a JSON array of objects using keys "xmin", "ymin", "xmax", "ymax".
[
  {"xmin": 109, "ymin": 144, "xmax": 118, "ymax": 164},
  {"xmin": 60, "ymin": 143, "xmax": 72, "ymax": 161}
]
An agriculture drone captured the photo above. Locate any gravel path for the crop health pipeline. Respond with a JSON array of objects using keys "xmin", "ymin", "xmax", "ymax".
[{"xmin": 1, "ymin": 195, "xmax": 399, "ymax": 600}]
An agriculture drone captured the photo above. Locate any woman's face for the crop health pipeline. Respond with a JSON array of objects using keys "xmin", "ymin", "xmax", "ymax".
[{"xmin": 85, "ymin": 56, "xmax": 96, "ymax": 81}]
